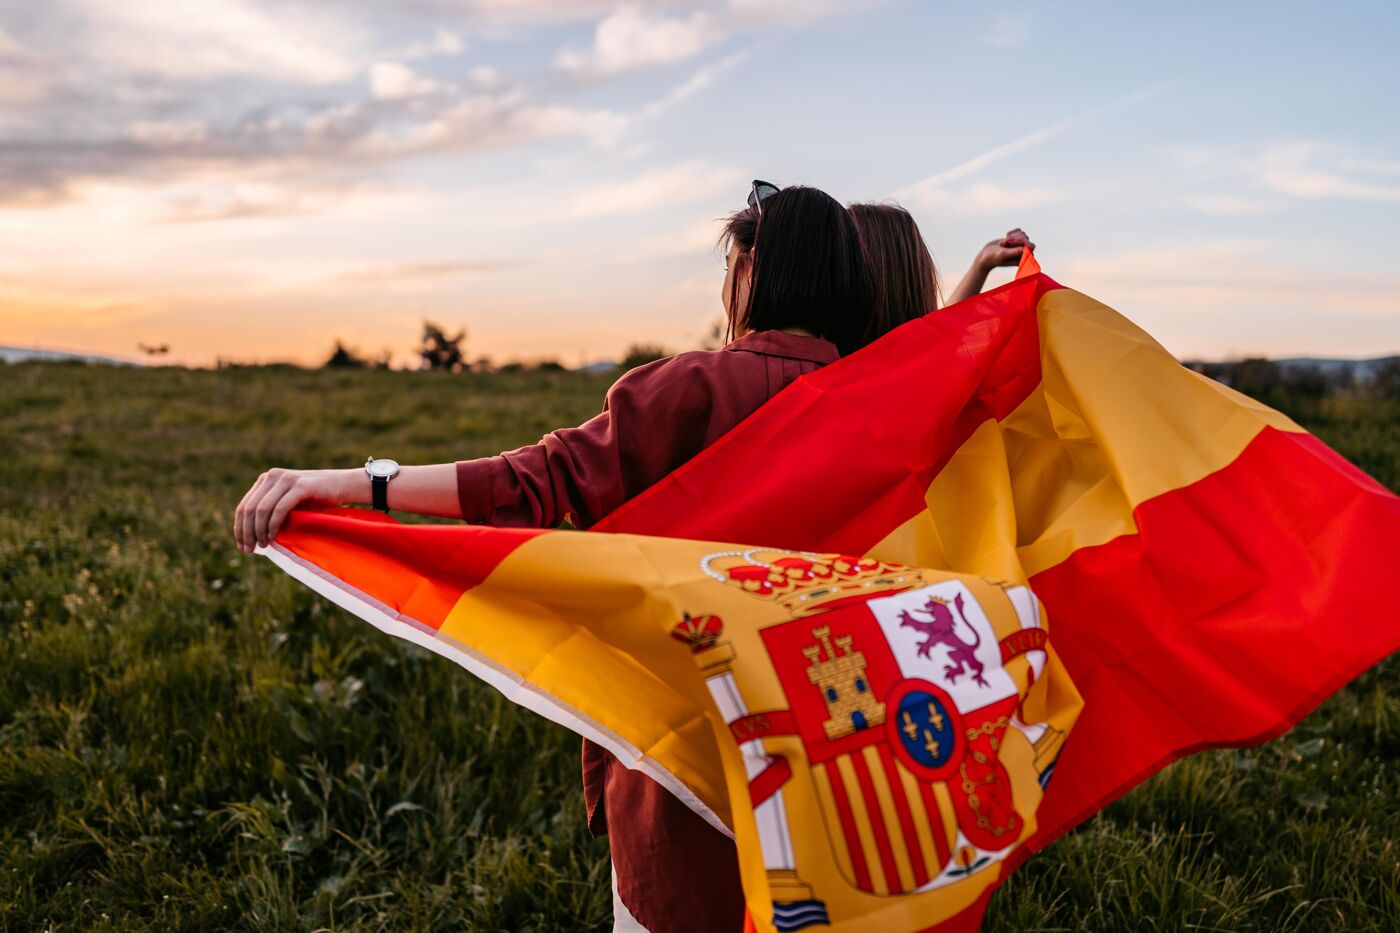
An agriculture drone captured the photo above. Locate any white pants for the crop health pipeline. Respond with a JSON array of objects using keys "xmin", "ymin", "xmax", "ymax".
[{"xmin": 611, "ymin": 859, "xmax": 651, "ymax": 933}]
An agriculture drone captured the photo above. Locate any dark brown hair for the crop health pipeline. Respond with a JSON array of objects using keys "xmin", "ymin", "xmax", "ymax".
[
  {"xmin": 718, "ymin": 186, "xmax": 873, "ymax": 355},
  {"xmin": 848, "ymin": 203, "xmax": 941, "ymax": 338}
]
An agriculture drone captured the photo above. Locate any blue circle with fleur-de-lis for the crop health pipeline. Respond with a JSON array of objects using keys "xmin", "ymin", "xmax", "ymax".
[{"xmin": 891, "ymin": 685, "xmax": 958, "ymax": 772}]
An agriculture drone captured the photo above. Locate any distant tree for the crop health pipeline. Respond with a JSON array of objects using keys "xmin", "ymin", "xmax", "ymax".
[
  {"xmin": 699, "ymin": 317, "xmax": 726, "ymax": 350},
  {"xmin": 1371, "ymin": 358, "xmax": 1400, "ymax": 399},
  {"xmin": 325, "ymin": 339, "xmax": 370, "ymax": 369},
  {"xmin": 1279, "ymin": 363, "xmax": 1328, "ymax": 401},
  {"xmin": 497, "ymin": 361, "xmax": 525, "ymax": 373},
  {"xmin": 620, "ymin": 343, "xmax": 670, "ymax": 371},
  {"xmin": 1229, "ymin": 357, "xmax": 1282, "ymax": 402},
  {"xmin": 473, "ymin": 356, "xmax": 495, "ymax": 374},
  {"xmin": 420, "ymin": 322, "xmax": 467, "ymax": 372},
  {"xmin": 534, "ymin": 359, "xmax": 566, "ymax": 372}
]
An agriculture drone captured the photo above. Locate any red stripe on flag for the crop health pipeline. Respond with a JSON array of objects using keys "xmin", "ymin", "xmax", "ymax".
[
  {"xmin": 1028, "ymin": 426, "xmax": 1400, "ymax": 849},
  {"xmin": 276, "ymin": 506, "xmax": 547, "ymax": 629},
  {"xmin": 877, "ymin": 743, "xmax": 929, "ymax": 886},
  {"xmin": 917, "ymin": 779, "xmax": 952, "ymax": 873},
  {"xmin": 850, "ymin": 750, "xmax": 904, "ymax": 894},
  {"xmin": 824, "ymin": 759, "xmax": 872, "ymax": 893},
  {"xmin": 595, "ymin": 273, "xmax": 1058, "ymax": 547},
  {"xmin": 748, "ymin": 757, "xmax": 793, "ymax": 808}
]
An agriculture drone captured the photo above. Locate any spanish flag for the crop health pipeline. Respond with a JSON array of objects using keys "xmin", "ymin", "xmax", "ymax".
[{"xmin": 258, "ymin": 252, "xmax": 1400, "ymax": 932}]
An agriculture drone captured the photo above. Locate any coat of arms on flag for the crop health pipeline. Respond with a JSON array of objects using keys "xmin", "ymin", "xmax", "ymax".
[{"xmin": 668, "ymin": 549, "xmax": 1078, "ymax": 930}]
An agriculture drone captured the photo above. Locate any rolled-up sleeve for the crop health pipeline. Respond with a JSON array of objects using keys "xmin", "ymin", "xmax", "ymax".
[{"xmin": 455, "ymin": 355, "xmax": 715, "ymax": 529}]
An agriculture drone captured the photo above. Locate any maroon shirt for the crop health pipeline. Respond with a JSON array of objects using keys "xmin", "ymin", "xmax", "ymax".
[{"xmin": 454, "ymin": 329, "xmax": 838, "ymax": 931}]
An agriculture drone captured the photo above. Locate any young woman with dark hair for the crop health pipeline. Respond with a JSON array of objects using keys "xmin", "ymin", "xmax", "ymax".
[
  {"xmin": 234, "ymin": 183, "xmax": 873, "ymax": 932},
  {"xmin": 848, "ymin": 202, "xmax": 1034, "ymax": 336}
]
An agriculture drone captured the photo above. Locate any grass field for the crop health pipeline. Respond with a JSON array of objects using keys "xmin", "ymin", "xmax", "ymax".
[{"xmin": 1, "ymin": 362, "xmax": 1396, "ymax": 932}]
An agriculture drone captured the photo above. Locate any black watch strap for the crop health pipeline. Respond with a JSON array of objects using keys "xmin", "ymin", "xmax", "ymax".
[{"xmin": 372, "ymin": 475, "xmax": 389, "ymax": 512}]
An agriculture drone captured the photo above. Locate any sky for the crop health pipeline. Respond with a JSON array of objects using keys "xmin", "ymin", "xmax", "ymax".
[{"xmin": 1, "ymin": 0, "xmax": 1398, "ymax": 368}]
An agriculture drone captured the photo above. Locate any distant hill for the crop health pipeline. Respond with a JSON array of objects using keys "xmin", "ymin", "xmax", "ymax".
[
  {"xmin": 1272, "ymin": 357, "xmax": 1396, "ymax": 382},
  {"xmin": 1182, "ymin": 355, "xmax": 1398, "ymax": 386},
  {"xmin": 0, "ymin": 345, "xmax": 142, "ymax": 366},
  {"xmin": 576, "ymin": 360, "xmax": 620, "ymax": 374}
]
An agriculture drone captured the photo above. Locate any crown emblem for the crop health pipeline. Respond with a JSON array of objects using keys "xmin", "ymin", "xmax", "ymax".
[
  {"xmin": 700, "ymin": 548, "xmax": 913, "ymax": 616},
  {"xmin": 671, "ymin": 612, "xmax": 724, "ymax": 652}
]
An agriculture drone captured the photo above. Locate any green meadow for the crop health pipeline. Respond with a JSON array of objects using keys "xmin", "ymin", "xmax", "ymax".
[{"xmin": 1, "ymin": 361, "xmax": 1396, "ymax": 931}]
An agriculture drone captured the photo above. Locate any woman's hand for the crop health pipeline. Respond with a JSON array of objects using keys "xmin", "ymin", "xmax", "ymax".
[
  {"xmin": 974, "ymin": 228, "xmax": 1035, "ymax": 271},
  {"xmin": 234, "ymin": 467, "xmax": 365, "ymax": 554},
  {"xmin": 946, "ymin": 228, "xmax": 1037, "ymax": 306}
]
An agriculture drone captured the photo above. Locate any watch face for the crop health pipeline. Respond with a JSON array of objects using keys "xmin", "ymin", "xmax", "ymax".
[{"xmin": 367, "ymin": 458, "xmax": 400, "ymax": 477}]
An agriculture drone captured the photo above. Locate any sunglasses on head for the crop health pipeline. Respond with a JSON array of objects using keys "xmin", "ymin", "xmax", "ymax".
[{"xmin": 747, "ymin": 179, "xmax": 780, "ymax": 214}]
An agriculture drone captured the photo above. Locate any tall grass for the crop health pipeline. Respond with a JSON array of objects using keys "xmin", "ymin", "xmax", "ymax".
[{"xmin": 1, "ymin": 363, "xmax": 1395, "ymax": 931}]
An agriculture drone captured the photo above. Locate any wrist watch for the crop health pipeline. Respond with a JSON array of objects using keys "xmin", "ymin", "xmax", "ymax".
[{"xmin": 364, "ymin": 457, "xmax": 401, "ymax": 512}]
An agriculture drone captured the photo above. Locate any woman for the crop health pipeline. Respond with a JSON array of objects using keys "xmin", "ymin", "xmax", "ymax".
[
  {"xmin": 848, "ymin": 201, "xmax": 1033, "ymax": 334},
  {"xmin": 236, "ymin": 184, "xmax": 871, "ymax": 932},
  {"xmin": 234, "ymin": 186, "xmax": 1032, "ymax": 931}
]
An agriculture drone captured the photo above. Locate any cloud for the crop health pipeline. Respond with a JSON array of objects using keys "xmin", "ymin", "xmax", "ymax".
[
  {"xmin": 1341, "ymin": 158, "xmax": 1400, "ymax": 176},
  {"xmin": 1167, "ymin": 141, "xmax": 1400, "ymax": 210},
  {"xmin": 369, "ymin": 62, "xmax": 446, "ymax": 100},
  {"xmin": 619, "ymin": 216, "xmax": 725, "ymax": 261},
  {"xmin": 76, "ymin": 0, "xmax": 365, "ymax": 84},
  {"xmin": 1262, "ymin": 169, "xmax": 1400, "ymax": 204},
  {"xmin": 567, "ymin": 161, "xmax": 742, "ymax": 218},
  {"xmin": 557, "ymin": 7, "xmax": 717, "ymax": 77},
  {"xmin": 1064, "ymin": 239, "xmax": 1400, "ymax": 317},
  {"xmin": 331, "ymin": 260, "xmax": 512, "ymax": 284},
  {"xmin": 397, "ymin": 28, "xmax": 464, "ymax": 60},
  {"xmin": 1184, "ymin": 193, "xmax": 1283, "ymax": 215},
  {"xmin": 893, "ymin": 84, "xmax": 1174, "ymax": 208},
  {"xmin": 640, "ymin": 48, "xmax": 750, "ymax": 118},
  {"xmin": 0, "ymin": 26, "xmax": 34, "ymax": 60},
  {"xmin": 0, "ymin": 83, "xmax": 626, "ymax": 205},
  {"xmin": 156, "ymin": 179, "xmax": 363, "ymax": 223},
  {"xmin": 726, "ymin": 0, "xmax": 887, "ymax": 28},
  {"xmin": 902, "ymin": 182, "xmax": 1064, "ymax": 214},
  {"xmin": 894, "ymin": 118, "xmax": 1077, "ymax": 204},
  {"xmin": 986, "ymin": 11, "xmax": 1030, "ymax": 49},
  {"xmin": 468, "ymin": 65, "xmax": 503, "ymax": 88}
]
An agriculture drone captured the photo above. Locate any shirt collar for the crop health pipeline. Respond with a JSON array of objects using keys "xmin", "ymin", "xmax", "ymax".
[{"xmin": 724, "ymin": 329, "xmax": 839, "ymax": 365}]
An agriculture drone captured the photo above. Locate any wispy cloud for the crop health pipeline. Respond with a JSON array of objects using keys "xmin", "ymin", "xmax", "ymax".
[
  {"xmin": 986, "ymin": 11, "xmax": 1031, "ymax": 49},
  {"xmin": 906, "ymin": 182, "xmax": 1065, "ymax": 213},
  {"xmin": 331, "ymin": 260, "xmax": 512, "ymax": 285},
  {"xmin": 1259, "ymin": 144, "xmax": 1400, "ymax": 204},
  {"xmin": 895, "ymin": 120, "xmax": 1075, "ymax": 204},
  {"xmin": 893, "ymin": 83, "xmax": 1173, "ymax": 208},
  {"xmin": 1065, "ymin": 239, "xmax": 1400, "ymax": 317},
  {"xmin": 640, "ymin": 48, "xmax": 751, "ymax": 119},
  {"xmin": 1184, "ymin": 193, "xmax": 1283, "ymax": 215},
  {"xmin": 567, "ymin": 161, "xmax": 743, "ymax": 218}
]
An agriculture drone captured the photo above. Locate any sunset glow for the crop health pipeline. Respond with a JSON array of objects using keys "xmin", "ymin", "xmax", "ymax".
[{"xmin": 2, "ymin": 1, "xmax": 1397, "ymax": 367}]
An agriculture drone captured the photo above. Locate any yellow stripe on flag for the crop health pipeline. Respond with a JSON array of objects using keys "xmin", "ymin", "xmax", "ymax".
[{"xmin": 869, "ymin": 288, "xmax": 1305, "ymax": 578}]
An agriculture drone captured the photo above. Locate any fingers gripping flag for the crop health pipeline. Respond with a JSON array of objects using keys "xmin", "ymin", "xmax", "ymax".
[{"xmin": 258, "ymin": 253, "xmax": 1400, "ymax": 932}]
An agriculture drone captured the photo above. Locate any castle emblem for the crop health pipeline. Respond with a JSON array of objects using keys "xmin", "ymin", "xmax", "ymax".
[{"xmin": 803, "ymin": 625, "xmax": 886, "ymax": 739}]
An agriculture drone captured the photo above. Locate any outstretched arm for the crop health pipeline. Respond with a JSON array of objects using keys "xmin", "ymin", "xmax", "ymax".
[
  {"xmin": 945, "ymin": 228, "xmax": 1035, "ymax": 306},
  {"xmin": 233, "ymin": 353, "xmax": 709, "ymax": 553},
  {"xmin": 234, "ymin": 463, "xmax": 460, "ymax": 553}
]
